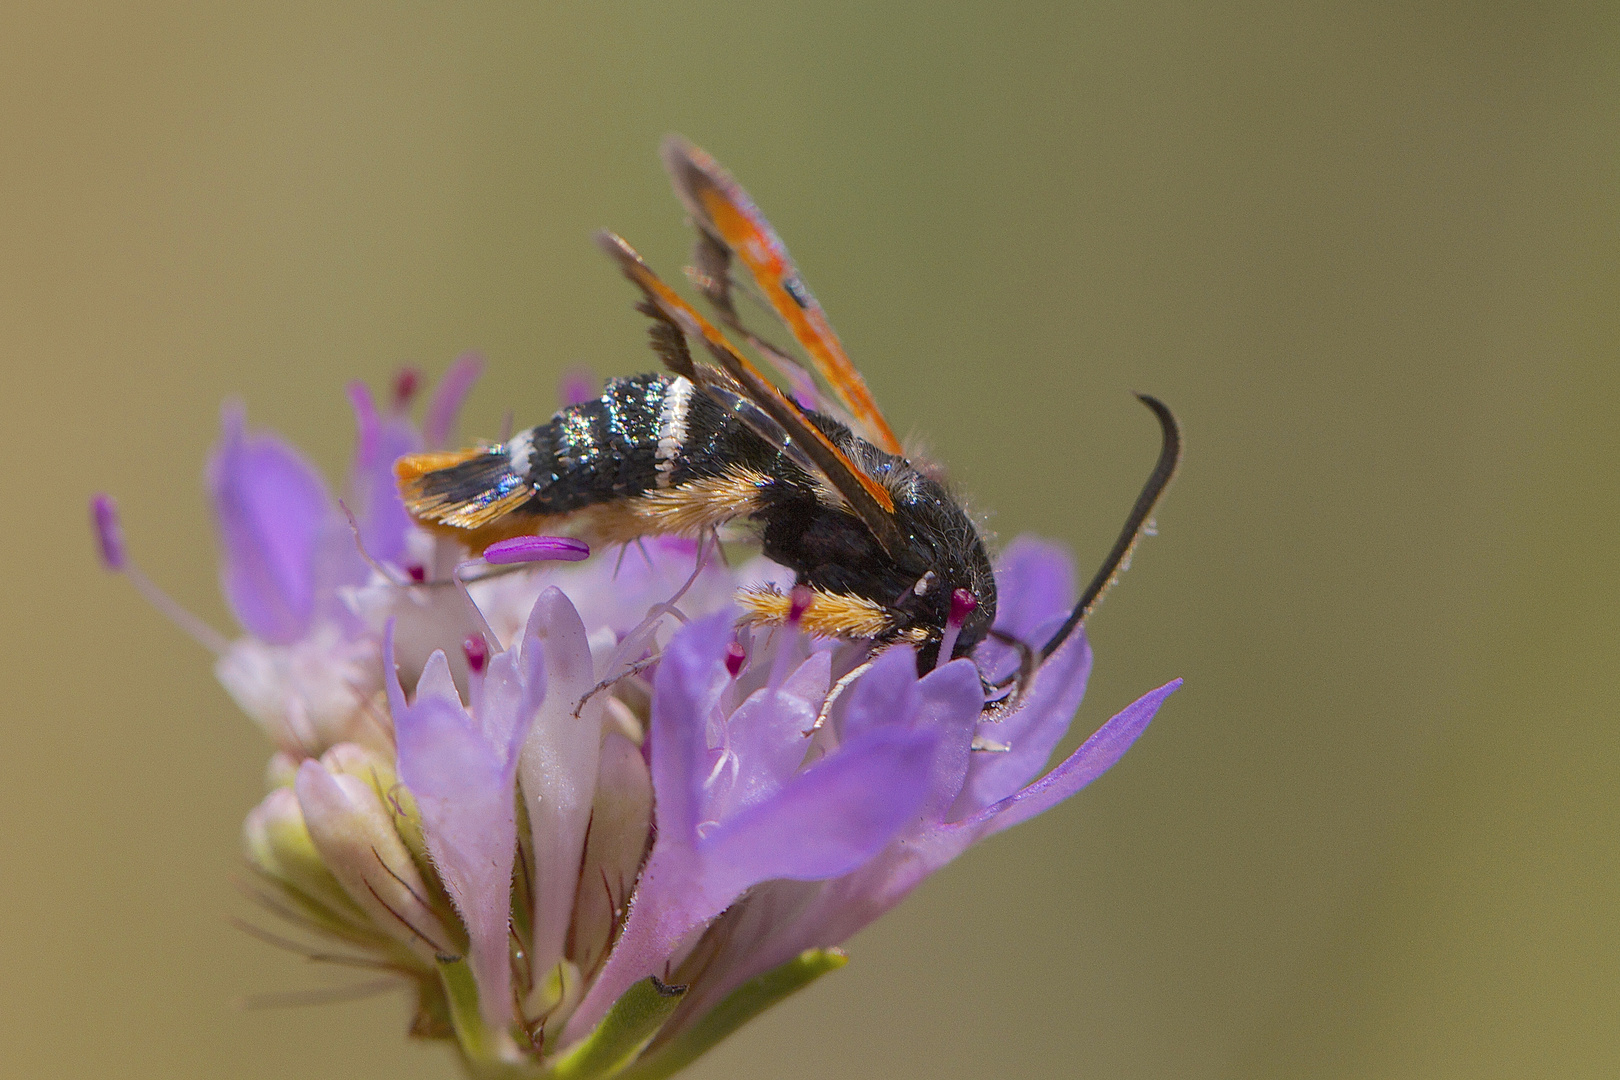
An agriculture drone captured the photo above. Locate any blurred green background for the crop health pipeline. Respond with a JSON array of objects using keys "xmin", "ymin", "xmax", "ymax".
[{"xmin": 4, "ymin": 3, "xmax": 1615, "ymax": 1077}]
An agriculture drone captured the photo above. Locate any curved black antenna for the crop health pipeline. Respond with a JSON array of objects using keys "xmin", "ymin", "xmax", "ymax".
[{"xmin": 1038, "ymin": 393, "xmax": 1181, "ymax": 663}]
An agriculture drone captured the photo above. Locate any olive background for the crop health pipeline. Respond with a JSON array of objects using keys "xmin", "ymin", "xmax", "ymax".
[{"xmin": 3, "ymin": 3, "xmax": 1615, "ymax": 1078}]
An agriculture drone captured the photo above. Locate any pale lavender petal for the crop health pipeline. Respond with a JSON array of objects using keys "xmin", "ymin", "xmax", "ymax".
[
  {"xmin": 648, "ymin": 609, "xmax": 736, "ymax": 850},
  {"xmin": 477, "ymin": 628, "xmax": 546, "ymax": 757},
  {"xmin": 209, "ymin": 404, "xmax": 334, "ymax": 643},
  {"xmin": 715, "ymin": 672, "xmax": 822, "ymax": 818},
  {"xmin": 910, "ymin": 657, "xmax": 986, "ymax": 822},
  {"xmin": 779, "ymin": 646, "xmax": 832, "ymax": 704},
  {"xmin": 654, "ymin": 877, "xmax": 823, "ymax": 1037},
  {"xmin": 516, "ymin": 587, "xmax": 606, "ymax": 984},
  {"xmin": 346, "ymin": 381, "xmax": 421, "ymax": 565},
  {"xmin": 349, "ymin": 566, "xmax": 490, "ymax": 693},
  {"xmin": 387, "ymin": 626, "xmax": 537, "ymax": 1029},
  {"xmin": 569, "ymin": 732, "xmax": 653, "ymax": 977},
  {"xmin": 565, "ymin": 847, "xmax": 700, "ymax": 1045},
  {"xmin": 678, "ymin": 674, "xmax": 1175, "ymax": 1009},
  {"xmin": 483, "ymin": 535, "xmax": 590, "ymax": 564},
  {"xmin": 571, "ymin": 723, "xmax": 939, "ymax": 1044},
  {"xmin": 699, "ymin": 724, "xmax": 940, "ymax": 899},
  {"xmin": 837, "ymin": 645, "xmax": 921, "ymax": 742},
  {"xmin": 993, "ymin": 535, "xmax": 1077, "ymax": 637},
  {"xmin": 559, "ymin": 614, "xmax": 729, "ymax": 1043},
  {"xmin": 973, "ymin": 535, "xmax": 1077, "ymax": 682},
  {"xmin": 413, "ymin": 649, "xmax": 462, "ymax": 708},
  {"xmin": 423, "ymin": 352, "xmax": 484, "ymax": 450},
  {"xmin": 969, "ymin": 678, "xmax": 1181, "ymax": 835},
  {"xmin": 953, "ymin": 626, "xmax": 1094, "ymax": 818},
  {"xmin": 611, "ymin": 722, "xmax": 946, "ymax": 1021}
]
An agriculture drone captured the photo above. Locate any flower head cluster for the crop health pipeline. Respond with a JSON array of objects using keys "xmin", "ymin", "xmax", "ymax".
[{"xmin": 93, "ymin": 361, "xmax": 1178, "ymax": 1078}]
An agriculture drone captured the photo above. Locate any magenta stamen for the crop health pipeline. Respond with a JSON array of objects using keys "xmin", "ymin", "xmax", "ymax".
[
  {"xmin": 787, "ymin": 584, "xmax": 814, "ymax": 626},
  {"xmin": 391, "ymin": 367, "xmax": 423, "ymax": 411},
  {"xmin": 483, "ymin": 536, "xmax": 591, "ymax": 565},
  {"xmin": 949, "ymin": 588, "xmax": 978, "ymax": 627},
  {"xmin": 558, "ymin": 367, "xmax": 600, "ymax": 407},
  {"xmin": 767, "ymin": 586, "xmax": 816, "ymax": 692},
  {"xmin": 724, "ymin": 641, "xmax": 747, "ymax": 679},
  {"xmin": 937, "ymin": 588, "xmax": 978, "ymax": 664},
  {"xmin": 462, "ymin": 635, "xmax": 490, "ymax": 675},
  {"xmin": 406, "ymin": 563, "xmax": 427, "ymax": 583},
  {"xmin": 90, "ymin": 494, "xmax": 126, "ymax": 571},
  {"xmin": 89, "ymin": 494, "xmax": 229, "ymax": 655}
]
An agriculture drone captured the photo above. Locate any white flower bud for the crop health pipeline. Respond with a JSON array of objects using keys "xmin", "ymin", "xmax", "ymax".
[{"xmin": 294, "ymin": 759, "xmax": 455, "ymax": 966}]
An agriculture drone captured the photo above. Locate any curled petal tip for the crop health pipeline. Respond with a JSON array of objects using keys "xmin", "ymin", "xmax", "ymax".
[
  {"xmin": 482, "ymin": 535, "xmax": 591, "ymax": 565},
  {"xmin": 90, "ymin": 494, "xmax": 126, "ymax": 571}
]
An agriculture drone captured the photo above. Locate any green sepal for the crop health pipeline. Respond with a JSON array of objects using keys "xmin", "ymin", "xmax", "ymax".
[
  {"xmin": 438, "ymin": 956, "xmax": 522, "ymax": 1070},
  {"xmin": 547, "ymin": 976, "xmax": 688, "ymax": 1080},
  {"xmin": 616, "ymin": 949, "xmax": 848, "ymax": 1080}
]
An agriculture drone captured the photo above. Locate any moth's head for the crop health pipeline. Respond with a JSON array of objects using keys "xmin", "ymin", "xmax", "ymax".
[{"xmin": 889, "ymin": 471, "xmax": 998, "ymax": 671}]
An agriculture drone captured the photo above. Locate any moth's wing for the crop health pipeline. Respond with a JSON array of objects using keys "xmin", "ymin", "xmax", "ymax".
[
  {"xmin": 598, "ymin": 231, "xmax": 907, "ymax": 556},
  {"xmin": 661, "ymin": 135, "xmax": 904, "ymax": 455}
]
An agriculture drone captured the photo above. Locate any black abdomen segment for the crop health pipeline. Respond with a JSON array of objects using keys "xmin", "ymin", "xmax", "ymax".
[
  {"xmin": 508, "ymin": 373, "xmax": 783, "ymax": 514},
  {"xmin": 508, "ymin": 374, "xmax": 668, "ymax": 513},
  {"xmin": 401, "ymin": 372, "xmax": 787, "ymax": 531}
]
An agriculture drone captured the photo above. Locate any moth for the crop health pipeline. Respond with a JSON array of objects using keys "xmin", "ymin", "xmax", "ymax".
[{"xmin": 396, "ymin": 137, "xmax": 1179, "ymax": 700}]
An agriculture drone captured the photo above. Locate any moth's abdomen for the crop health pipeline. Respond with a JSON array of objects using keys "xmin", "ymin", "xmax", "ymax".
[
  {"xmin": 396, "ymin": 373, "xmax": 767, "ymax": 548},
  {"xmin": 395, "ymin": 448, "xmax": 533, "ymax": 532},
  {"xmin": 514, "ymin": 373, "xmax": 667, "ymax": 511}
]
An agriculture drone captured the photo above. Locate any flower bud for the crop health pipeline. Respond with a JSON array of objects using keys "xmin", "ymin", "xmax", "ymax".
[
  {"xmin": 567, "ymin": 733, "xmax": 654, "ymax": 981},
  {"xmin": 294, "ymin": 759, "xmax": 456, "ymax": 965},
  {"xmin": 264, "ymin": 751, "xmax": 299, "ymax": 789},
  {"xmin": 242, "ymin": 787, "xmax": 367, "ymax": 930},
  {"xmin": 319, "ymin": 742, "xmax": 447, "ymax": 919}
]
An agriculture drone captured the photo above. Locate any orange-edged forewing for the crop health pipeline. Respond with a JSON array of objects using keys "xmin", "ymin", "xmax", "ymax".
[
  {"xmin": 596, "ymin": 231, "xmax": 906, "ymax": 556},
  {"xmin": 661, "ymin": 136, "xmax": 904, "ymax": 455}
]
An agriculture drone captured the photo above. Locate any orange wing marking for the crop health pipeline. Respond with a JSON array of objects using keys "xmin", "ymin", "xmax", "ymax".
[
  {"xmin": 662, "ymin": 136, "xmax": 904, "ymax": 456},
  {"xmin": 597, "ymin": 232, "xmax": 906, "ymax": 557}
]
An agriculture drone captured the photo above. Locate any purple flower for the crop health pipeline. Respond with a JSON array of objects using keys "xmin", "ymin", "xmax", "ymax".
[
  {"xmin": 386, "ymin": 609, "xmax": 543, "ymax": 1032},
  {"xmin": 201, "ymin": 362, "xmax": 484, "ymax": 757},
  {"xmin": 94, "ymin": 369, "xmax": 1179, "ymax": 1078},
  {"xmin": 563, "ymin": 610, "xmax": 944, "ymax": 1044}
]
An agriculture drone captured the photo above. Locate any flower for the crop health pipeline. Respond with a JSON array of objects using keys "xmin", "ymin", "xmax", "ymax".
[{"xmin": 92, "ymin": 365, "xmax": 1179, "ymax": 1078}]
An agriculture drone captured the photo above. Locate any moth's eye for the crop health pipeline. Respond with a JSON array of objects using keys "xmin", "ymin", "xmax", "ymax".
[{"xmin": 911, "ymin": 570, "xmax": 937, "ymax": 597}]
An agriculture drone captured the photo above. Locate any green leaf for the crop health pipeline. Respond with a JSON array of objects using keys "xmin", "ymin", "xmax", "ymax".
[
  {"xmin": 548, "ymin": 976, "xmax": 688, "ymax": 1080},
  {"xmin": 615, "ymin": 949, "xmax": 848, "ymax": 1080}
]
